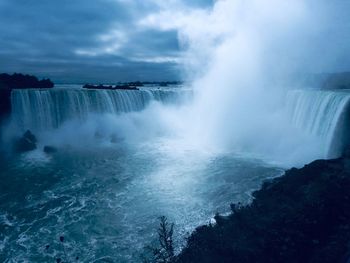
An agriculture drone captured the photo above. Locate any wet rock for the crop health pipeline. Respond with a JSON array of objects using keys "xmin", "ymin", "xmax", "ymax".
[
  {"xmin": 110, "ymin": 134, "xmax": 122, "ymax": 143},
  {"xmin": 82, "ymin": 83, "xmax": 139, "ymax": 90},
  {"xmin": 14, "ymin": 130, "xmax": 37, "ymax": 153},
  {"xmin": 43, "ymin": 146, "xmax": 57, "ymax": 154}
]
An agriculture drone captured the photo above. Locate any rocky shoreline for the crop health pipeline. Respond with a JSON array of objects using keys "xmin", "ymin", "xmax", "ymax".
[
  {"xmin": 82, "ymin": 83, "xmax": 140, "ymax": 90},
  {"xmin": 172, "ymin": 157, "xmax": 350, "ymax": 263}
]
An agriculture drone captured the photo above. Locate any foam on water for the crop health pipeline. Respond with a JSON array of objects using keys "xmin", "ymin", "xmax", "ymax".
[
  {"xmin": 10, "ymin": 86, "xmax": 190, "ymax": 132},
  {"xmin": 0, "ymin": 138, "xmax": 282, "ymax": 262}
]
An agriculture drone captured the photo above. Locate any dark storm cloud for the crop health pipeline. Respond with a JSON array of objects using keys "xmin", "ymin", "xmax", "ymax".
[{"xmin": 0, "ymin": 0, "xmax": 213, "ymax": 82}]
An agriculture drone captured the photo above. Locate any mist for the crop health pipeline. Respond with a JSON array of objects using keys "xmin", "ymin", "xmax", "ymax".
[
  {"xmin": 159, "ymin": 0, "xmax": 350, "ymax": 166},
  {"xmin": 5, "ymin": 0, "xmax": 350, "ymax": 167}
]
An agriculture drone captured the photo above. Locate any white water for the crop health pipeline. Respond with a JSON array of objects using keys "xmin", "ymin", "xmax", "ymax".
[
  {"xmin": 8, "ymin": 85, "xmax": 350, "ymax": 165},
  {"xmin": 10, "ymin": 86, "xmax": 189, "ymax": 132},
  {"xmin": 7, "ymin": 1, "xmax": 350, "ymax": 167},
  {"xmin": 286, "ymin": 89, "xmax": 350, "ymax": 158},
  {"xmin": 144, "ymin": 0, "xmax": 350, "ymax": 166},
  {"xmin": 5, "ymin": 86, "xmax": 350, "ymax": 262}
]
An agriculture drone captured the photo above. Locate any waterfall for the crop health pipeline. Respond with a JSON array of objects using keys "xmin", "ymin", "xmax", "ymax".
[
  {"xmin": 10, "ymin": 86, "xmax": 350, "ymax": 160},
  {"xmin": 11, "ymin": 87, "xmax": 190, "ymax": 131},
  {"xmin": 286, "ymin": 89, "xmax": 350, "ymax": 157}
]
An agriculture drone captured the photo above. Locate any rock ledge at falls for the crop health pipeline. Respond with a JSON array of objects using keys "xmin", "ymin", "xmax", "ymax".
[
  {"xmin": 0, "ymin": 73, "xmax": 54, "ymax": 122},
  {"xmin": 323, "ymin": 72, "xmax": 350, "ymax": 90},
  {"xmin": 82, "ymin": 83, "xmax": 140, "ymax": 90},
  {"xmin": 175, "ymin": 157, "xmax": 350, "ymax": 263}
]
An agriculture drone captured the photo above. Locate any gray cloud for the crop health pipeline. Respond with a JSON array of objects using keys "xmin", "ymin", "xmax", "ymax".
[
  {"xmin": 0, "ymin": 0, "xmax": 212, "ymax": 82},
  {"xmin": 1, "ymin": 0, "xmax": 347, "ymax": 83}
]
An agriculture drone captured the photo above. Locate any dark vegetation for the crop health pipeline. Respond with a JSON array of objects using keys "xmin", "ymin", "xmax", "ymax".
[
  {"xmin": 0, "ymin": 73, "xmax": 54, "ymax": 124},
  {"xmin": 145, "ymin": 158, "xmax": 350, "ymax": 263},
  {"xmin": 0, "ymin": 83, "xmax": 11, "ymax": 121},
  {"xmin": 143, "ymin": 216, "xmax": 175, "ymax": 263},
  {"xmin": 173, "ymin": 157, "xmax": 350, "ymax": 263},
  {"xmin": 0, "ymin": 73, "xmax": 54, "ymax": 90}
]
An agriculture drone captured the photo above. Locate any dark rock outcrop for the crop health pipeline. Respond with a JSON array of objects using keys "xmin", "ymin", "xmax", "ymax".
[
  {"xmin": 0, "ymin": 73, "xmax": 54, "ymax": 124},
  {"xmin": 82, "ymin": 84, "xmax": 139, "ymax": 90},
  {"xmin": 322, "ymin": 72, "xmax": 350, "ymax": 90},
  {"xmin": 14, "ymin": 130, "xmax": 37, "ymax": 153},
  {"xmin": 0, "ymin": 73, "xmax": 54, "ymax": 89},
  {"xmin": 176, "ymin": 158, "xmax": 350, "ymax": 263},
  {"xmin": 0, "ymin": 82, "xmax": 11, "ymax": 121},
  {"xmin": 43, "ymin": 146, "xmax": 57, "ymax": 154}
]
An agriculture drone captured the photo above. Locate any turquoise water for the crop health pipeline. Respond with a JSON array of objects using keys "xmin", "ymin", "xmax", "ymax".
[
  {"xmin": 0, "ymin": 138, "xmax": 281, "ymax": 262},
  {"xmin": 0, "ymin": 85, "xmax": 286, "ymax": 262}
]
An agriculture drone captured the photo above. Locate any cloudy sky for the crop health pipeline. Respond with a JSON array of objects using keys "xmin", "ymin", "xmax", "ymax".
[
  {"xmin": 0, "ymin": 0, "xmax": 213, "ymax": 83},
  {"xmin": 0, "ymin": 0, "xmax": 349, "ymax": 83}
]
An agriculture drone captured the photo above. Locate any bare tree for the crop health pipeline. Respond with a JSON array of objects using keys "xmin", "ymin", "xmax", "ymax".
[{"xmin": 143, "ymin": 216, "xmax": 175, "ymax": 263}]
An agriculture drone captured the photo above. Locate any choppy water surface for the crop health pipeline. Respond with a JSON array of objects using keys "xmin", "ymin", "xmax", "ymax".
[{"xmin": 0, "ymin": 138, "xmax": 281, "ymax": 262}]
